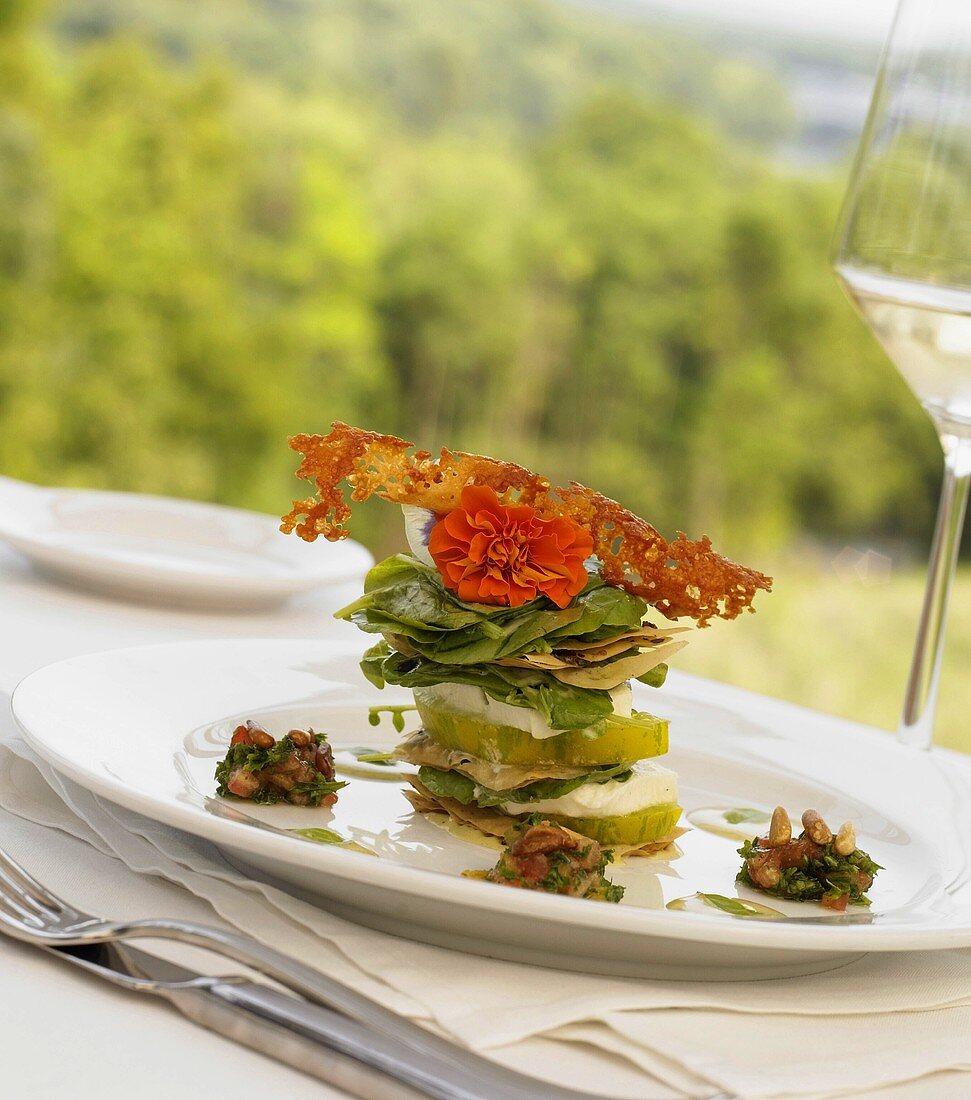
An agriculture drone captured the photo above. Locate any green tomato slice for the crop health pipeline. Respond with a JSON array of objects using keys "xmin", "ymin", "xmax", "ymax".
[
  {"xmin": 413, "ymin": 687, "xmax": 668, "ymax": 766},
  {"xmin": 544, "ymin": 801, "xmax": 682, "ymax": 846}
]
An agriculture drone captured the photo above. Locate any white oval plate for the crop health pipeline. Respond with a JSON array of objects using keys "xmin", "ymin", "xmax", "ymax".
[
  {"xmin": 0, "ymin": 477, "xmax": 371, "ymax": 609},
  {"xmin": 11, "ymin": 639, "xmax": 971, "ymax": 979}
]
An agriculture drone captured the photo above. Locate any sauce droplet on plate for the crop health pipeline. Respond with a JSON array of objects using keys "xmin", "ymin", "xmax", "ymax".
[
  {"xmin": 426, "ymin": 813, "xmax": 503, "ymax": 850},
  {"xmin": 686, "ymin": 806, "xmax": 771, "ymax": 842}
]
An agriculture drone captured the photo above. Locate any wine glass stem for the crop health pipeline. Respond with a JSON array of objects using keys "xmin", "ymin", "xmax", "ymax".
[{"xmin": 898, "ymin": 434, "xmax": 971, "ymax": 750}]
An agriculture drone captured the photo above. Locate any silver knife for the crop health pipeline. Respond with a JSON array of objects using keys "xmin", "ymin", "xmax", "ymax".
[{"xmin": 45, "ymin": 940, "xmax": 613, "ymax": 1100}]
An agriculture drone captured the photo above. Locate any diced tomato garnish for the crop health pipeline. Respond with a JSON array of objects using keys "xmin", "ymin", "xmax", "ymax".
[
  {"xmin": 230, "ymin": 725, "xmax": 252, "ymax": 746},
  {"xmin": 821, "ymin": 893, "xmax": 849, "ymax": 912}
]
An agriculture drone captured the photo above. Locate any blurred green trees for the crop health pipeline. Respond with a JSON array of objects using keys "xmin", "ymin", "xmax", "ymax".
[{"xmin": 0, "ymin": 0, "xmax": 942, "ymax": 557}]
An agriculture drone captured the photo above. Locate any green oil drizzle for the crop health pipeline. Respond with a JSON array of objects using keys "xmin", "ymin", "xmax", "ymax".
[
  {"xmin": 367, "ymin": 705, "xmax": 418, "ymax": 733},
  {"xmin": 292, "ymin": 827, "xmax": 343, "ymax": 845},
  {"xmin": 722, "ymin": 808, "xmax": 770, "ymax": 825},
  {"xmin": 426, "ymin": 813, "xmax": 503, "ymax": 850},
  {"xmin": 686, "ymin": 806, "xmax": 771, "ymax": 841}
]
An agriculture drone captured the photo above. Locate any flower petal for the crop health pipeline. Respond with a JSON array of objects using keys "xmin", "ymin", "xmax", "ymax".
[{"xmin": 427, "ymin": 483, "xmax": 592, "ymax": 607}]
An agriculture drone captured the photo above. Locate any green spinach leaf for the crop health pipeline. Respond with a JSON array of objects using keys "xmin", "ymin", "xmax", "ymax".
[
  {"xmin": 363, "ymin": 643, "xmax": 615, "ymax": 730},
  {"xmin": 338, "ymin": 555, "xmax": 650, "ymax": 666},
  {"xmin": 636, "ymin": 663, "xmax": 669, "ymax": 688}
]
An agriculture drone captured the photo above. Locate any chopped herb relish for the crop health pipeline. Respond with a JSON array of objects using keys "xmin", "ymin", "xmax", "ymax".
[
  {"xmin": 483, "ymin": 815, "xmax": 625, "ymax": 903},
  {"xmin": 737, "ymin": 833, "xmax": 880, "ymax": 911},
  {"xmin": 214, "ymin": 721, "xmax": 346, "ymax": 808}
]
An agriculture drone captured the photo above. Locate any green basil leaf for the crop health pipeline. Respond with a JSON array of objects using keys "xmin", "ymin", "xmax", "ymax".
[
  {"xmin": 547, "ymin": 583, "xmax": 648, "ymax": 640},
  {"xmin": 417, "ymin": 766, "xmax": 477, "ymax": 804},
  {"xmin": 636, "ymin": 662, "xmax": 669, "ymax": 689},
  {"xmin": 697, "ymin": 893, "xmax": 770, "ymax": 917},
  {"xmin": 360, "ymin": 640, "xmax": 392, "ymax": 689}
]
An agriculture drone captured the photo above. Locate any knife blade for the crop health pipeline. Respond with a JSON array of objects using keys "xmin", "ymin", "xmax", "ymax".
[{"xmin": 45, "ymin": 940, "xmax": 611, "ymax": 1100}]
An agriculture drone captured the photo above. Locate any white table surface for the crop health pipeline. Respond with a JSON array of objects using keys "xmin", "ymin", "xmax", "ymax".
[
  {"xmin": 0, "ymin": 545, "xmax": 366, "ymax": 1099},
  {"xmin": 2, "ymin": 542, "xmax": 969, "ymax": 1100}
]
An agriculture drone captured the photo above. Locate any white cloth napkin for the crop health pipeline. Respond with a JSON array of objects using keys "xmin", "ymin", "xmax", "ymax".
[{"xmin": 2, "ymin": 720, "xmax": 970, "ymax": 1100}]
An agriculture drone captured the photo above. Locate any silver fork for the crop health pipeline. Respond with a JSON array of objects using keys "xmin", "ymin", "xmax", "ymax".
[
  {"xmin": 0, "ymin": 840, "xmax": 387, "ymax": 1011},
  {"xmin": 0, "ymin": 843, "xmax": 614, "ymax": 1100}
]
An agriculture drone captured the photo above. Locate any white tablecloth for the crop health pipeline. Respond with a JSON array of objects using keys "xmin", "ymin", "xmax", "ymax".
[
  {"xmin": 0, "ymin": 546, "xmax": 364, "ymax": 1098},
  {"xmin": 2, "ymin": 543, "xmax": 970, "ymax": 1100}
]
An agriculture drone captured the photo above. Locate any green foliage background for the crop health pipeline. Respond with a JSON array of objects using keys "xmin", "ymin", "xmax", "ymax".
[
  {"xmin": 0, "ymin": 0, "xmax": 943, "ymax": 558},
  {"xmin": 2, "ymin": 0, "xmax": 966, "ymax": 749}
]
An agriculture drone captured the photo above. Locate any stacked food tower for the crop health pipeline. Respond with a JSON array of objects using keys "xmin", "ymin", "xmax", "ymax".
[
  {"xmin": 347, "ymin": 495, "xmax": 691, "ymax": 852},
  {"xmin": 282, "ymin": 423, "xmax": 771, "ymax": 854}
]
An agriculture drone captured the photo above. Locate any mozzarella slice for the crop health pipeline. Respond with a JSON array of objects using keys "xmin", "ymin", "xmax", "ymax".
[{"xmin": 500, "ymin": 759, "xmax": 678, "ymax": 819}]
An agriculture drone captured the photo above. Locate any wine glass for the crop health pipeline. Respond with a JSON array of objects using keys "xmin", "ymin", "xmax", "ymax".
[{"xmin": 833, "ymin": 0, "xmax": 971, "ymax": 751}]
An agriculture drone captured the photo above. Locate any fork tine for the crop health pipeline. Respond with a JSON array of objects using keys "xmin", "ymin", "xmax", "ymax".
[
  {"xmin": 0, "ymin": 883, "xmax": 43, "ymax": 926},
  {"xmin": 0, "ymin": 847, "xmax": 67, "ymax": 917}
]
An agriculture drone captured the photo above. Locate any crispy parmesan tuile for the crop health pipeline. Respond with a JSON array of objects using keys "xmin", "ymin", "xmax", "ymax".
[{"xmin": 281, "ymin": 422, "xmax": 772, "ymax": 625}]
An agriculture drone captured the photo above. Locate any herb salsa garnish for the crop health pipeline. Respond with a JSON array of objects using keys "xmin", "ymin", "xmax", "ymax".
[
  {"xmin": 214, "ymin": 721, "xmax": 346, "ymax": 808},
  {"xmin": 737, "ymin": 807, "xmax": 880, "ymax": 911}
]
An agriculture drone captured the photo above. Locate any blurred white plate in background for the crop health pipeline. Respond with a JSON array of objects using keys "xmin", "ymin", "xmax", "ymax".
[{"xmin": 0, "ymin": 476, "xmax": 372, "ymax": 610}]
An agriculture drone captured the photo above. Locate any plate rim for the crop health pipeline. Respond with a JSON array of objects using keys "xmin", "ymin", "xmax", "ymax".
[
  {"xmin": 0, "ymin": 484, "xmax": 373, "ymax": 593},
  {"xmin": 10, "ymin": 637, "xmax": 971, "ymax": 954}
]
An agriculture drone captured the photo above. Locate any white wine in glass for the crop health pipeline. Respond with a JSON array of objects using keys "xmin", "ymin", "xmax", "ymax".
[
  {"xmin": 834, "ymin": 0, "xmax": 971, "ymax": 750},
  {"xmin": 840, "ymin": 273, "xmax": 971, "ymax": 431}
]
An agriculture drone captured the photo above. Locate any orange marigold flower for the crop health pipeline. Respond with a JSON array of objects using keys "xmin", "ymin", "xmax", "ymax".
[{"xmin": 428, "ymin": 485, "xmax": 594, "ymax": 608}]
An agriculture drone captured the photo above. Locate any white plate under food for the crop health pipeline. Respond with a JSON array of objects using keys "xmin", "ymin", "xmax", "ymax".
[
  {"xmin": 0, "ymin": 477, "xmax": 371, "ymax": 609},
  {"xmin": 11, "ymin": 639, "xmax": 971, "ymax": 979}
]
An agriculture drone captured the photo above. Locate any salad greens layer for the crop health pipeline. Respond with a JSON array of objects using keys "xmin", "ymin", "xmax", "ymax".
[
  {"xmin": 363, "ymin": 640, "xmax": 667, "ymax": 730},
  {"xmin": 417, "ymin": 762, "xmax": 633, "ymax": 808},
  {"xmin": 337, "ymin": 555, "xmax": 650, "ymax": 666}
]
